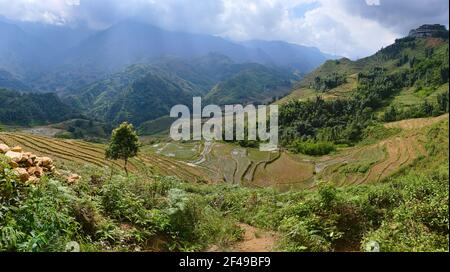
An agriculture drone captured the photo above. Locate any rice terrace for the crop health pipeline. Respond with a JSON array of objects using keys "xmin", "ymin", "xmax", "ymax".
[
  {"xmin": 0, "ymin": 1, "xmax": 449, "ymax": 255},
  {"xmin": 1, "ymin": 114, "xmax": 446, "ymax": 191}
]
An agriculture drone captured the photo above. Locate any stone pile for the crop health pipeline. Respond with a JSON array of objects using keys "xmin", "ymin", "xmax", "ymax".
[{"xmin": 0, "ymin": 143, "xmax": 57, "ymax": 183}]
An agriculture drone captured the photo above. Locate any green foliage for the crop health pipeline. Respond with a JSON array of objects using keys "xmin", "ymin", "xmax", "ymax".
[
  {"xmin": 138, "ymin": 116, "xmax": 176, "ymax": 136},
  {"xmin": 361, "ymin": 165, "xmax": 449, "ymax": 252},
  {"xmin": 290, "ymin": 140, "xmax": 336, "ymax": 156},
  {"xmin": 204, "ymin": 65, "xmax": 294, "ymax": 105},
  {"xmin": 281, "ymin": 37, "xmax": 449, "ymax": 147},
  {"xmin": 68, "ymin": 55, "xmax": 297, "ymax": 127},
  {"xmin": 53, "ymin": 119, "xmax": 112, "ymax": 141},
  {"xmin": 106, "ymin": 122, "xmax": 140, "ymax": 174},
  {"xmin": 311, "ymin": 73, "xmax": 347, "ymax": 92},
  {"xmin": 0, "ymin": 173, "xmax": 79, "ymax": 251},
  {"xmin": 0, "ymin": 88, "xmax": 80, "ymax": 126},
  {"xmin": 361, "ymin": 124, "xmax": 401, "ymax": 144},
  {"xmin": 383, "ymin": 91, "xmax": 449, "ymax": 121},
  {"xmin": 437, "ymin": 91, "xmax": 449, "ymax": 112},
  {"xmin": 280, "ymin": 96, "xmax": 370, "ymax": 145},
  {"xmin": 0, "ymin": 121, "xmax": 448, "ymax": 252}
]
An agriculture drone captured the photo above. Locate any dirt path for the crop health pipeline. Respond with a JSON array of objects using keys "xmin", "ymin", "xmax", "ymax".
[
  {"xmin": 231, "ymin": 224, "xmax": 279, "ymax": 252},
  {"xmin": 384, "ymin": 114, "xmax": 448, "ymax": 130}
]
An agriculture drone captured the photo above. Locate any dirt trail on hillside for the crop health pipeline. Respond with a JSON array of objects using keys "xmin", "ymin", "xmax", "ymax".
[
  {"xmin": 384, "ymin": 114, "xmax": 448, "ymax": 130},
  {"xmin": 207, "ymin": 223, "xmax": 279, "ymax": 252},
  {"xmin": 231, "ymin": 224, "xmax": 279, "ymax": 252}
]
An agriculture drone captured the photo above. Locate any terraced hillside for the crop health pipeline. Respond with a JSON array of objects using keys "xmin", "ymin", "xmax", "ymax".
[
  {"xmin": 1, "ymin": 114, "xmax": 447, "ymax": 190},
  {"xmin": 157, "ymin": 114, "xmax": 448, "ymax": 190},
  {"xmin": 0, "ymin": 132, "xmax": 208, "ymax": 183},
  {"xmin": 278, "ymin": 36, "xmax": 449, "ymax": 115}
]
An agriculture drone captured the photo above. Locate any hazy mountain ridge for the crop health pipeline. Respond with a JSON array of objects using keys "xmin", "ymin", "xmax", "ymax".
[
  {"xmin": 64, "ymin": 54, "xmax": 298, "ymax": 126},
  {"xmin": 204, "ymin": 64, "xmax": 295, "ymax": 105},
  {"xmin": 0, "ymin": 69, "xmax": 30, "ymax": 92},
  {"xmin": 0, "ymin": 19, "xmax": 331, "ymax": 93}
]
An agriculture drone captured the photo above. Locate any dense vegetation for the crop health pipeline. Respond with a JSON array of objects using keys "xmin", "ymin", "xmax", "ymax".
[
  {"xmin": 53, "ymin": 119, "xmax": 112, "ymax": 142},
  {"xmin": 311, "ymin": 73, "xmax": 347, "ymax": 92},
  {"xmin": 0, "ymin": 88, "xmax": 80, "ymax": 126},
  {"xmin": 63, "ymin": 55, "xmax": 297, "ymax": 128},
  {"xmin": 204, "ymin": 65, "xmax": 294, "ymax": 105},
  {"xmin": 280, "ymin": 36, "xmax": 449, "ymax": 154},
  {"xmin": 1, "ymin": 120, "xmax": 447, "ymax": 252}
]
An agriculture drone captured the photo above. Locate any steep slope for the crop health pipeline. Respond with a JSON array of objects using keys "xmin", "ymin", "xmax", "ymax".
[
  {"xmin": 44, "ymin": 20, "xmax": 271, "ymax": 92},
  {"xmin": 204, "ymin": 64, "xmax": 295, "ymax": 105},
  {"xmin": 0, "ymin": 88, "xmax": 80, "ymax": 126},
  {"xmin": 0, "ymin": 69, "xmax": 30, "ymax": 92},
  {"xmin": 63, "ymin": 64, "xmax": 200, "ymax": 126},
  {"xmin": 103, "ymin": 71, "xmax": 196, "ymax": 126},
  {"xmin": 151, "ymin": 53, "xmax": 258, "ymax": 93},
  {"xmin": 65, "ymin": 54, "xmax": 298, "ymax": 126},
  {"xmin": 242, "ymin": 40, "xmax": 337, "ymax": 73},
  {"xmin": 275, "ymin": 30, "xmax": 448, "ymax": 152},
  {"xmin": 280, "ymin": 35, "xmax": 449, "ymax": 107},
  {"xmin": 1, "ymin": 19, "xmax": 331, "ymax": 93}
]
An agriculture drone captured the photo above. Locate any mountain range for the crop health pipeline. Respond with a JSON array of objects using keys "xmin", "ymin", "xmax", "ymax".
[
  {"xmin": 0, "ymin": 18, "xmax": 335, "ymax": 127},
  {"xmin": 0, "ymin": 19, "xmax": 334, "ymax": 93}
]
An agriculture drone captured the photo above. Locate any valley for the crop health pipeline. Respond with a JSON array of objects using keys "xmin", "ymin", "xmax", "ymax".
[
  {"xmin": 2, "ymin": 113, "xmax": 446, "ymax": 191},
  {"xmin": 0, "ymin": 17, "xmax": 448, "ymax": 253}
]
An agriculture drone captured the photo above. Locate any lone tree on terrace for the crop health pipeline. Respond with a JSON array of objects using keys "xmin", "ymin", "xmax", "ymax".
[{"xmin": 106, "ymin": 122, "xmax": 140, "ymax": 175}]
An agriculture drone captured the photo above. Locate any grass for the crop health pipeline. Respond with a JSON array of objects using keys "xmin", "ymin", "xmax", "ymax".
[
  {"xmin": 390, "ymin": 83, "xmax": 449, "ymax": 111},
  {"xmin": 0, "ymin": 119, "xmax": 448, "ymax": 252},
  {"xmin": 0, "ymin": 132, "xmax": 208, "ymax": 183}
]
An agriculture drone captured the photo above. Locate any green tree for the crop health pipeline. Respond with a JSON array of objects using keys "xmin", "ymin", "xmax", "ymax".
[
  {"xmin": 437, "ymin": 91, "xmax": 449, "ymax": 113},
  {"xmin": 105, "ymin": 122, "xmax": 140, "ymax": 175}
]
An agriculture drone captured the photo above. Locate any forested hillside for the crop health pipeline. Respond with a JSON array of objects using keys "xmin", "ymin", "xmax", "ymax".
[
  {"xmin": 0, "ymin": 89, "xmax": 79, "ymax": 126},
  {"xmin": 204, "ymin": 65, "xmax": 294, "ymax": 105},
  {"xmin": 62, "ymin": 54, "xmax": 297, "ymax": 127},
  {"xmin": 278, "ymin": 35, "xmax": 449, "ymax": 151}
]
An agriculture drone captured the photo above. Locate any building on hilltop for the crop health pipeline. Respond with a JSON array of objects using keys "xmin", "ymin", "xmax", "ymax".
[{"xmin": 408, "ymin": 24, "xmax": 448, "ymax": 38}]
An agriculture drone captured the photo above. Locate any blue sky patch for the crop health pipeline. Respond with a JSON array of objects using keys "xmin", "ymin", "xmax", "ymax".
[{"xmin": 290, "ymin": 1, "xmax": 321, "ymax": 18}]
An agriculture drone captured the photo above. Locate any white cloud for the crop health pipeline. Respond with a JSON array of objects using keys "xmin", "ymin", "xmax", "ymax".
[
  {"xmin": 0, "ymin": 0, "xmax": 447, "ymax": 58},
  {"xmin": 365, "ymin": 0, "xmax": 380, "ymax": 6}
]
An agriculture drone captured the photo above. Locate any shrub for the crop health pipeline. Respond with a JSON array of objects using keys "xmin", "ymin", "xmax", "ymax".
[{"xmin": 290, "ymin": 140, "xmax": 336, "ymax": 156}]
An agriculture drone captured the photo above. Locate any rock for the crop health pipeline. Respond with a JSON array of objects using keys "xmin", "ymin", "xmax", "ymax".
[
  {"xmin": 13, "ymin": 168, "xmax": 29, "ymax": 182},
  {"xmin": 27, "ymin": 167, "xmax": 36, "ymax": 175},
  {"xmin": 28, "ymin": 176, "xmax": 39, "ymax": 184},
  {"xmin": 2, "ymin": 145, "xmax": 60, "ymax": 185},
  {"xmin": 5, "ymin": 151, "xmax": 22, "ymax": 163},
  {"xmin": 0, "ymin": 143, "xmax": 10, "ymax": 153},
  {"xmin": 8, "ymin": 161, "xmax": 19, "ymax": 168},
  {"xmin": 27, "ymin": 166, "xmax": 44, "ymax": 178},
  {"xmin": 10, "ymin": 146, "xmax": 22, "ymax": 152},
  {"xmin": 19, "ymin": 155, "xmax": 29, "ymax": 163},
  {"xmin": 67, "ymin": 174, "xmax": 81, "ymax": 184},
  {"xmin": 25, "ymin": 159, "xmax": 34, "ymax": 167},
  {"xmin": 40, "ymin": 157, "xmax": 53, "ymax": 167}
]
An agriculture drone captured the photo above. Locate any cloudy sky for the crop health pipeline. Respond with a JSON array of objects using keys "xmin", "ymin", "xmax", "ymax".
[{"xmin": 0, "ymin": 0, "xmax": 448, "ymax": 58}]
